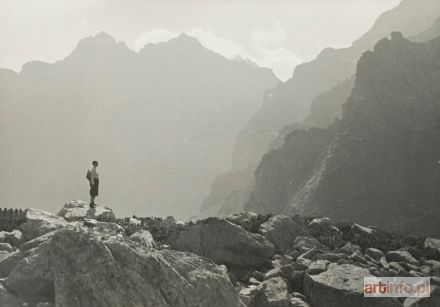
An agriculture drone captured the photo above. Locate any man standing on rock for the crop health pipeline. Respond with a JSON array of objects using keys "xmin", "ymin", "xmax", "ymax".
[{"xmin": 87, "ymin": 161, "xmax": 100, "ymax": 208}]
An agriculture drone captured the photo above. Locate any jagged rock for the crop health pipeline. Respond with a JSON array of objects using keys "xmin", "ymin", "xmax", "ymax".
[
  {"xmin": 424, "ymin": 238, "xmax": 440, "ymax": 259},
  {"xmin": 58, "ymin": 200, "xmax": 115, "ymax": 222},
  {"xmin": 350, "ymin": 250, "xmax": 368, "ymax": 264},
  {"xmin": 129, "ymin": 230, "xmax": 156, "ymax": 248},
  {"xmin": 29, "ymin": 227, "xmax": 245, "ymax": 307},
  {"xmin": 92, "ymin": 221, "xmax": 124, "ymax": 236},
  {"xmin": 404, "ymin": 285, "xmax": 440, "ymax": 307},
  {"xmin": 340, "ymin": 242, "xmax": 360, "ymax": 255},
  {"xmin": 0, "ymin": 251, "xmax": 11, "ymax": 261},
  {"xmin": 259, "ymin": 215, "xmax": 309, "ymax": 253},
  {"xmin": 21, "ymin": 231, "xmax": 56, "ymax": 251},
  {"xmin": 291, "ymin": 292, "xmax": 308, "ymax": 301},
  {"xmin": 239, "ymin": 285, "xmax": 259, "ymax": 306},
  {"xmin": 250, "ymin": 277, "xmax": 291, "ymax": 307},
  {"xmin": 252, "ymin": 271, "xmax": 265, "ymax": 282},
  {"xmin": 83, "ymin": 218, "xmax": 98, "ymax": 227},
  {"xmin": 365, "ymin": 248, "xmax": 385, "ymax": 261},
  {"xmin": 304, "ymin": 263, "xmax": 401, "ymax": 307},
  {"xmin": 425, "ymin": 237, "xmax": 440, "ymax": 250},
  {"xmin": 226, "ymin": 212, "xmax": 258, "ymax": 229},
  {"xmin": 264, "ymin": 265, "xmax": 293, "ymax": 280},
  {"xmin": 0, "ymin": 284, "xmax": 25, "ymax": 307},
  {"xmin": 351, "ymin": 223, "xmax": 374, "ymax": 234},
  {"xmin": 296, "ymin": 257, "xmax": 312, "ymax": 269},
  {"xmin": 0, "ymin": 251, "xmax": 23, "ymax": 277},
  {"xmin": 4, "ymin": 251, "xmax": 54, "ymax": 305},
  {"xmin": 20, "ymin": 209, "xmax": 67, "ymax": 241},
  {"xmin": 0, "ymin": 243, "xmax": 13, "ymax": 252},
  {"xmin": 307, "ymin": 260, "xmax": 329, "ymax": 275},
  {"xmin": 168, "ymin": 218, "xmax": 274, "ymax": 272},
  {"xmin": 386, "ymin": 250, "xmax": 419, "ymax": 266},
  {"xmin": 399, "ymin": 246, "xmax": 424, "ymax": 260},
  {"xmin": 293, "ymin": 236, "xmax": 323, "ymax": 252},
  {"xmin": 0, "ymin": 230, "xmax": 24, "ymax": 247},
  {"xmin": 290, "ymin": 297, "xmax": 310, "ymax": 307},
  {"xmin": 316, "ymin": 252, "xmax": 349, "ymax": 263},
  {"xmin": 423, "ymin": 260, "xmax": 440, "ymax": 277},
  {"xmin": 309, "ymin": 217, "xmax": 339, "ymax": 234}
]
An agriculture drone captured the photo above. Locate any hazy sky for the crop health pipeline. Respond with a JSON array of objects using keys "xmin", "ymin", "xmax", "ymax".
[{"xmin": 1, "ymin": 0, "xmax": 400, "ymax": 80}]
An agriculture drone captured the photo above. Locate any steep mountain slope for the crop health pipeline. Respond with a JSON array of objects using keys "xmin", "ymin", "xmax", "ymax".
[
  {"xmin": 246, "ymin": 33, "xmax": 440, "ymax": 236},
  {"xmin": 232, "ymin": 0, "xmax": 440, "ymax": 172},
  {"xmin": 200, "ymin": 0, "xmax": 440, "ymax": 218},
  {"xmin": 0, "ymin": 32, "xmax": 278, "ymax": 219}
]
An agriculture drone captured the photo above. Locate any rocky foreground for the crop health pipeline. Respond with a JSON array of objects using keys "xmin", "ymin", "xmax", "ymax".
[{"xmin": 0, "ymin": 201, "xmax": 440, "ymax": 306}]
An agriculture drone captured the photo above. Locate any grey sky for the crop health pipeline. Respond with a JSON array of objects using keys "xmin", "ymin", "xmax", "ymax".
[{"xmin": 1, "ymin": 0, "xmax": 400, "ymax": 80}]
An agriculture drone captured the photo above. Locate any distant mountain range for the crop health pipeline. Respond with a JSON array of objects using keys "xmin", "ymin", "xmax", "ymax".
[
  {"xmin": 246, "ymin": 32, "xmax": 440, "ymax": 236},
  {"xmin": 0, "ymin": 32, "xmax": 278, "ymax": 218},
  {"xmin": 199, "ymin": 0, "xmax": 440, "ymax": 219}
]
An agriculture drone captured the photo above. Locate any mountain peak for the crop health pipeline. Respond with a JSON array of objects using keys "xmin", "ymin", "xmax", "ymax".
[
  {"xmin": 77, "ymin": 31, "xmax": 118, "ymax": 48},
  {"xmin": 168, "ymin": 33, "xmax": 203, "ymax": 48},
  {"xmin": 66, "ymin": 31, "xmax": 131, "ymax": 62}
]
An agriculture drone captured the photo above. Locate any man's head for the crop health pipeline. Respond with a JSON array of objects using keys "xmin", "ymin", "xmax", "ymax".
[{"xmin": 92, "ymin": 160, "xmax": 99, "ymax": 167}]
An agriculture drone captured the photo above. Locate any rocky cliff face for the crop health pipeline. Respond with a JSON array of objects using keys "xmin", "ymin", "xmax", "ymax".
[
  {"xmin": 1, "ymin": 202, "xmax": 440, "ymax": 306},
  {"xmin": 0, "ymin": 32, "xmax": 278, "ymax": 219},
  {"xmin": 200, "ymin": 0, "xmax": 440, "ymax": 219},
  {"xmin": 232, "ymin": 0, "xmax": 440, "ymax": 172},
  {"xmin": 246, "ymin": 33, "xmax": 440, "ymax": 236}
]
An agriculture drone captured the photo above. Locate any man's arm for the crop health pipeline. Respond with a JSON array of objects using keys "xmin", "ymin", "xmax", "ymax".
[{"xmin": 91, "ymin": 169, "xmax": 96, "ymax": 185}]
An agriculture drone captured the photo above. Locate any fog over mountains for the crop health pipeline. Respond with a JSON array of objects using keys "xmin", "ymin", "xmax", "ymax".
[
  {"xmin": 248, "ymin": 32, "xmax": 440, "ymax": 236},
  {"xmin": 0, "ymin": 33, "xmax": 278, "ymax": 218},
  {"xmin": 200, "ymin": 0, "xmax": 440, "ymax": 220}
]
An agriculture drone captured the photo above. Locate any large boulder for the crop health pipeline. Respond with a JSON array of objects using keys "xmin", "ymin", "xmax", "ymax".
[
  {"xmin": 259, "ymin": 215, "xmax": 309, "ymax": 253},
  {"xmin": 226, "ymin": 211, "xmax": 259, "ymax": 229},
  {"xmin": 35, "ymin": 227, "xmax": 245, "ymax": 307},
  {"xmin": 4, "ymin": 252, "xmax": 54, "ymax": 305},
  {"xmin": 386, "ymin": 250, "xmax": 419, "ymax": 266},
  {"xmin": 58, "ymin": 200, "xmax": 115, "ymax": 222},
  {"xmin": 129, "ymin": 229, "xmax": 156, "ymax": 248},
  {"xmin": 304, "ymin": 263, "xmax": 401, "ymax": 307},
  {"xmin": 168, "ymin": 218, "xmax": 275, "ymax": 271},
  {"xmin": 0, "ymin": 230, "xmax": 24, "ymax": 247},
  {"xmin": 19, "ymin": 209, "xmax": 67, "ymax": 241},
  {"xmin": 425, "ymin": 237, "xmax": 440, "ymax": 251},
  {"xmin": 250, "ymin": 277, "xmax": 291, "ymax": 307}
]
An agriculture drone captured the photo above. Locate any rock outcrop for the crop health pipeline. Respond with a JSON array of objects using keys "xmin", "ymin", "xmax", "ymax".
[
  {"xmin": 167, "ymin": 217, "xmax": 275, "ymax": 277},
  {"xmin": 20, "ymin": 209, "xmax": 67, "ymax": 241},
  {"xmin": 35, "ymin": 228, "xmax": 243, "ymax": 307},
  {"xmin": 2, "ymin": 202, "xmax": 440, "ymax": 306},
  {"xmin": 58, "ymin": 200, "xmax": 115, "ymax": 222},
  {"xmin": 304, "ymin": 263, "xmax": 401, "ymax": 307},
  {"xmin": 259, "ymin": 215, "xmax": 309, "ymax": 253}
]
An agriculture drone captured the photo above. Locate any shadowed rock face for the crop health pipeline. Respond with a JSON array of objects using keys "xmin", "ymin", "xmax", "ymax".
[
  {"xmin": 304, "ymin": 263, "xmax": 401, "ymax": 307},
  {"xmin": 167, "ymin": 217, "xmax": 275, "ymax": 278},
  {"xmin": 200, "ymin": 1, "xmax": 440, "ymax": 220},
  {"xmin": 8, "ymin": 227, "xmax": 245, "ymax": 307},
  {"xmin": 246, "ymin": 34, "xmax": 440, "ymax": 236},
  {"xmin": 231, "ymin": 0, "xmax": 440, "ymax": 173},
  {"xmin": 2, "ymin": 202, "xmax": 440, "ymax": 306}
]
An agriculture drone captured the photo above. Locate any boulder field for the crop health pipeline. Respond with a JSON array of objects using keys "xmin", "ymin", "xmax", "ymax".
[{"xmin": 0, "ymin": 201, "xmax": 439, "ymax": 306}]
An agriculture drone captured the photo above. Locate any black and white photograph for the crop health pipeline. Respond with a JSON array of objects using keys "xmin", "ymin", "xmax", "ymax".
[{"xmin": 1, "ymin": 0, "xmax": 440, "ymax": 306}]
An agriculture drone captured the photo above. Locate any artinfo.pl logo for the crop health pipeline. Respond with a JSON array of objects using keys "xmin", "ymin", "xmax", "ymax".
[{"xmin": 364, "ymin": 277, "xmax": 430, "ymax": 298}]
